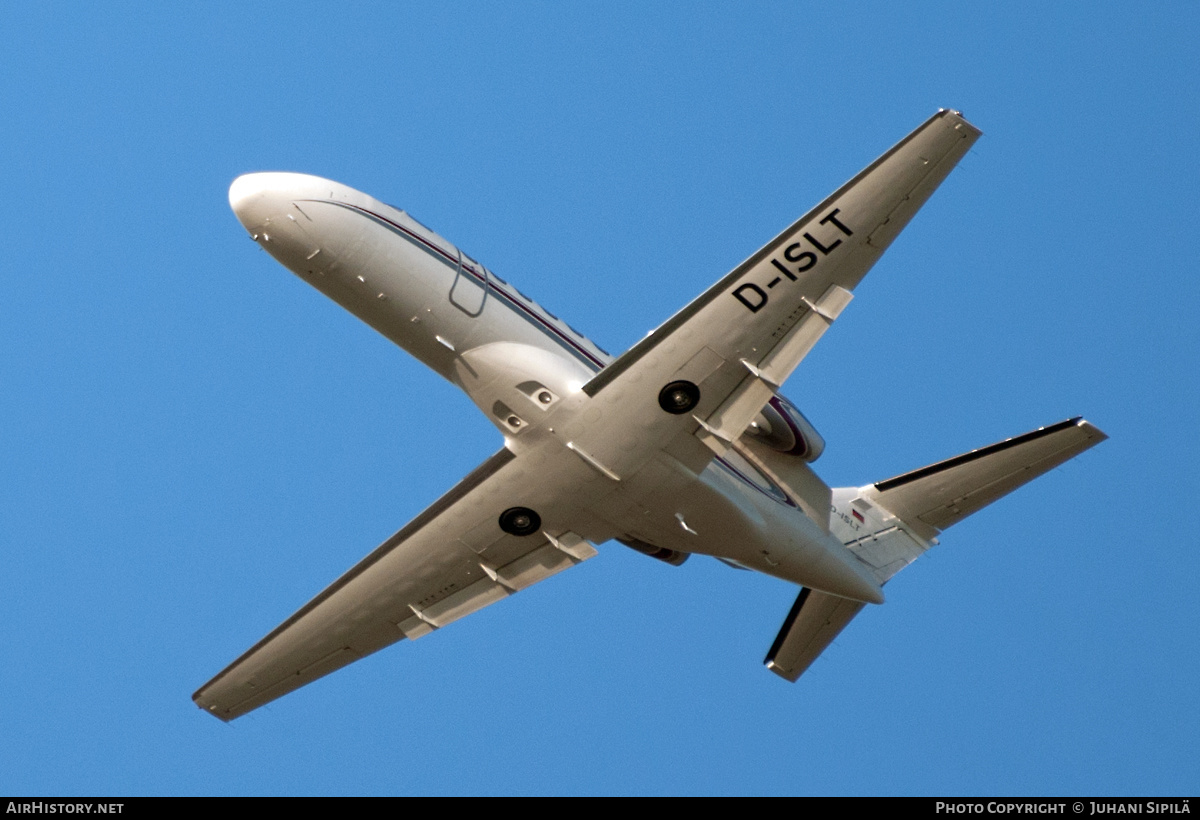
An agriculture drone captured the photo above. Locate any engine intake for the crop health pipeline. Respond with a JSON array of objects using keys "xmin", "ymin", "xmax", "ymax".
[{"xmin": 745, "ymin": 396, "xmax": 825, "ymax": 461}]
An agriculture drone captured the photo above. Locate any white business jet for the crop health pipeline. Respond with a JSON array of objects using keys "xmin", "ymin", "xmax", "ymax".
[{"xmin": 194, "ymin": 110, "xmax": 1105, "ymax": 721}]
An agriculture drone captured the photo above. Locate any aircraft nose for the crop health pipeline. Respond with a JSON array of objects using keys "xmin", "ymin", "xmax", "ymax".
[
  {"xmin": 228, "ymin": 173, "xmax": 278, "ymax": 231},
  {"xmin": 229, "ymin": 171, "xmax": 344, "ymax": 233}
]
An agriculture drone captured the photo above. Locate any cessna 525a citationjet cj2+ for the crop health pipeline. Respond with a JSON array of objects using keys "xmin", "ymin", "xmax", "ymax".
[{"xmin": 194, "ymin": 110, "xmax": 1106, "ymax": 721}]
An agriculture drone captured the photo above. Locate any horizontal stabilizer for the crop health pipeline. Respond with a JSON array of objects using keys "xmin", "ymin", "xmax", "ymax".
[
  {"xmin": 764, "ymin": 587, "xmax": 865, "ymax": 682},
  {"xmin": 863, "ymin": 418, "xmax": 1107, "ymax": 541},
  {"xmin": 766, "ymin": 417, "xmax": 1106, "ymax": 682}
]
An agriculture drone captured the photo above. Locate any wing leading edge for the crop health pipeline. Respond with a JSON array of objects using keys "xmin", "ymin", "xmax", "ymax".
[{"xmin": 193, "ymin": 447, "xmax": 598, "ymax": 721}]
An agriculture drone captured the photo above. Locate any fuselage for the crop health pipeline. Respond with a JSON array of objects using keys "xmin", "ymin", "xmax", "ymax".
[
  {"xmin": 229, "ymin": 172, "xmax": 884, "ymax": 604},
  {"xmin": 228, "ymin": 172, "xmax": 610, "ymax": 382}
]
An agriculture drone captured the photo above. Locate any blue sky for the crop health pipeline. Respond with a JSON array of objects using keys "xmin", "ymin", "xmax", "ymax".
[{"xmin": 2, "ymin": 2, "xmax": 1196, "ymax": 796}]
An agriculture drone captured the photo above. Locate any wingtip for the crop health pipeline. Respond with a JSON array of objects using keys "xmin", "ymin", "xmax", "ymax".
[
  {"xmin": 1073, "ymin": 417, "xmax": 1109, "ymax": 443},
  {"xmin": 938, "ymin": 107, "xmax": 983, "ymax": 136},
  {"xmin": 192, "ymin": 689, "xmax": 236, "ymax": 723}
]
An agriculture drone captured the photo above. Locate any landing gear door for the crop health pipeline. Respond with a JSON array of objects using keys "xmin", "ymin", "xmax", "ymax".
[{"xmin": 449, "ymin": 248, "xmax": 488, "ymax": 317}]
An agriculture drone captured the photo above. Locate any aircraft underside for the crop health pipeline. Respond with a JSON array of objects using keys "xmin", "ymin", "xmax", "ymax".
[{"xmin": 193, "ymin": 110, "xmax": 1105, "ymax": 721}]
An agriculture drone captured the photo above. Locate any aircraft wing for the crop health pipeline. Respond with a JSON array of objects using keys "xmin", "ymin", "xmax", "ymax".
[
  {"xmin": 193, "ymin": 447, "xmax": 598, "ymax": 721},
  {"xmin": 569, "ymin": 111, "xmax": 981, "ymax": 476}
]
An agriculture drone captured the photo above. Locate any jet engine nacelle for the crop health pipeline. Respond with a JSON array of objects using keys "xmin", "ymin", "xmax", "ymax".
[
  {"xmin": 618, "ymin": 538, "xmax": 690, "ymax": 567},
  {"xmin": 745, "ymin": 396, "xmax": 825, "ymax": 462}
]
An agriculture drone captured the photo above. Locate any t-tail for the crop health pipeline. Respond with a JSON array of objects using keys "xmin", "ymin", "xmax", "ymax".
[{"xmin": 764, "ymin": 417, "xmax": 1107, "ymax": 681}]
